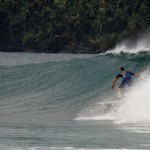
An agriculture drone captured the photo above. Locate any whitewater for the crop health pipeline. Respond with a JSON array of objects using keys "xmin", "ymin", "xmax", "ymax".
[{"xmin": 0, "ymin": 35, "xmax": 150, "ymax": 150}]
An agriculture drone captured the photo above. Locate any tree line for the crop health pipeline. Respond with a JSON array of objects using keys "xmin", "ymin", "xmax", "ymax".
[{"xmin": 0, "ymin": 0, "xmax": 150, "ymax": 53}]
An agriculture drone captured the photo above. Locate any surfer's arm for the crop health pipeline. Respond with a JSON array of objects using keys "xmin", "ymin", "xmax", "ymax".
[
  {"xmin": 112, "ymin": 73, "xmax": 122, "ymax": 90},
  {"xmin": 130, "ymin": 71, "xmax": 139, "ymax": 78},
  {"xmin": 112, "ymin": 77, "xmax": 118, "ymax": 90}
]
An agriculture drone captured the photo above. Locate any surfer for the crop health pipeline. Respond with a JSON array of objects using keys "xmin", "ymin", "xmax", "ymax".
[{"xmin": 112, "ymin": 67, "xmax": 139, "ymax": 96}]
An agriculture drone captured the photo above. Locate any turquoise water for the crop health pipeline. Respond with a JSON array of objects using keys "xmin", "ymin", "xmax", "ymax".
[{"xmin": 0, "ymin": 40, "xmax": 150, "ymax": 150}]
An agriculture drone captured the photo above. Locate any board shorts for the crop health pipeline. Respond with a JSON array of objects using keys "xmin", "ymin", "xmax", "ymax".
[
  {"xmin": 119, "ymin": 80, "xmax": 132, "ymax": 88},
  {"xmin": 119, "ymin": 73, "xmax": 132, "ymax": 89}
]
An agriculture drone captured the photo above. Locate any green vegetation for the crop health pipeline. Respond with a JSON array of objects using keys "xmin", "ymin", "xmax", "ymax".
[{"xmin": 0, "ymin": 0, "xmax": 150, "ymax": 53}]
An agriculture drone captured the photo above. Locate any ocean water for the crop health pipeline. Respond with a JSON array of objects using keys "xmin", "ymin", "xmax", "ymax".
[{"xmin": 0, "ymin": 36, "xmax": 150, "ymax": 150}]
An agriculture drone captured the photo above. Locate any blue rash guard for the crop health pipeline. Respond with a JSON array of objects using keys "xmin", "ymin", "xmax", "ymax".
[{"xmin": 115, "ymin": 71, "xmax": 134, "ymax": 88}]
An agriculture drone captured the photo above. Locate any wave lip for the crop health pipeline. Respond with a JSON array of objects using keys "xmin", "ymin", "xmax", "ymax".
[{"xmin": 106, "ymin": 33, "xmax": 150, "ymax": 54}]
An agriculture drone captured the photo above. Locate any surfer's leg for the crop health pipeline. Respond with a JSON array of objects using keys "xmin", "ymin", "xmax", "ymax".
[
  {"xmin": 117, "ymin": 88, "xmax": 122, "ymax": 97},
  {"xmin": 127, "ymin": 79, "xmax": 132, "ymax": 87},
  {"xmin": 118, "ymin": 83, "xmax": 125, "ymax": 97}
]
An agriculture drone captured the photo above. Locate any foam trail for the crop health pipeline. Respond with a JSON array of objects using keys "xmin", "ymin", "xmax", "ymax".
[
  {"xmin": 75, "ymin": 99, "xmax": 122, "ymax": 121},
  {"xmin": 48, "ymin": 148, "xmax": 140, "ymax": 150},
  {"xmin": 0, "ymin": 145, "xmax": 138, "ymax": 149},
  {"xmin": 106, "ymin": 32, "xmax": 150, "ymax": 54}
]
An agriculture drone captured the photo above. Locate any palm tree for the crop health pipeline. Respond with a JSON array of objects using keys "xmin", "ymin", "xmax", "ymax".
[
  {"xmin": 92, "ymin": 15, "xmax": 103, "ymax": 33},
  {"xmin": 127, "ymin": 13, "xmax": 140, "ymax": 33}
]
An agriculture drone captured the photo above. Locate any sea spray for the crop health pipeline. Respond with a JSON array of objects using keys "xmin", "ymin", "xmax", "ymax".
[
  {"xmin": 114, "ymin": 72, "xmax": 150, "ymax": 124},
  {"xmin": 106, "ymin": 32, "xmax": 150, "ymax": 54}
]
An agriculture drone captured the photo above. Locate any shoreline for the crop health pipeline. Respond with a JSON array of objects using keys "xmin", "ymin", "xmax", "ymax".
[{"xmin": 0, "ymin": 43, "xmax": 107, "ymax": 54}]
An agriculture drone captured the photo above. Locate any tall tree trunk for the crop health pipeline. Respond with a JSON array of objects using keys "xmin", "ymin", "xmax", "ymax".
[
  {"xmin": 11, "ymin": 25, "xmax": 14, "ymax": 42},
  {"xmin": 23, "ymin": 24, "xmax": 26, "ymax": 46}
]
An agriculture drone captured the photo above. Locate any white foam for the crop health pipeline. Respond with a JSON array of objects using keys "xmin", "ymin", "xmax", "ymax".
[
  {"xmin": 75, "ymin": 100, "xmax": 120, "ymax": 121},
  {"xmin": 45, "ymin": 147, "xmax": 141, "ymax": 150},
  {"xmin": 114, "ymin": 73, "xmax": 150, "ymax": 124},
  {"xmin": 1, "ymin": 146, "xmax": 139, "ymax": 150},
  {"xmin": 106, "ymin": 32, "xmax": 150, "ymax": 54}
]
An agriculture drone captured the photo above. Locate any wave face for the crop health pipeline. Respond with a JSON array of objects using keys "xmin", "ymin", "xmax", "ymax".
[{"xmin": 0, "ymin": 37, "xmax": 150, "ymax": 124}]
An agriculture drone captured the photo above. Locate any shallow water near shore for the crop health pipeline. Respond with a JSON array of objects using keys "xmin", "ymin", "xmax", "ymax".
[{"xmin": 1, "ymin": 120, "xmax": 150, "ymax": 150}]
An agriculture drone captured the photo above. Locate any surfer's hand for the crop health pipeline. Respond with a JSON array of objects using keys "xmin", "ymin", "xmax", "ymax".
[{"xmin": 134, "ymin": 73, "xmax": 140, "ymax": 78}]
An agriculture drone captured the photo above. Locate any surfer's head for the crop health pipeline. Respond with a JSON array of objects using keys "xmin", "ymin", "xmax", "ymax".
[{"xmin": 119, "ymin": 66, "xmax": 124, "ymax": 71}]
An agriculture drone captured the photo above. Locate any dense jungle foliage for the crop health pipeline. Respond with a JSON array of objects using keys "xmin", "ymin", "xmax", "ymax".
[{"xmin": 0, "ymin": 0, "xmax": 150, "ymax": 53}]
